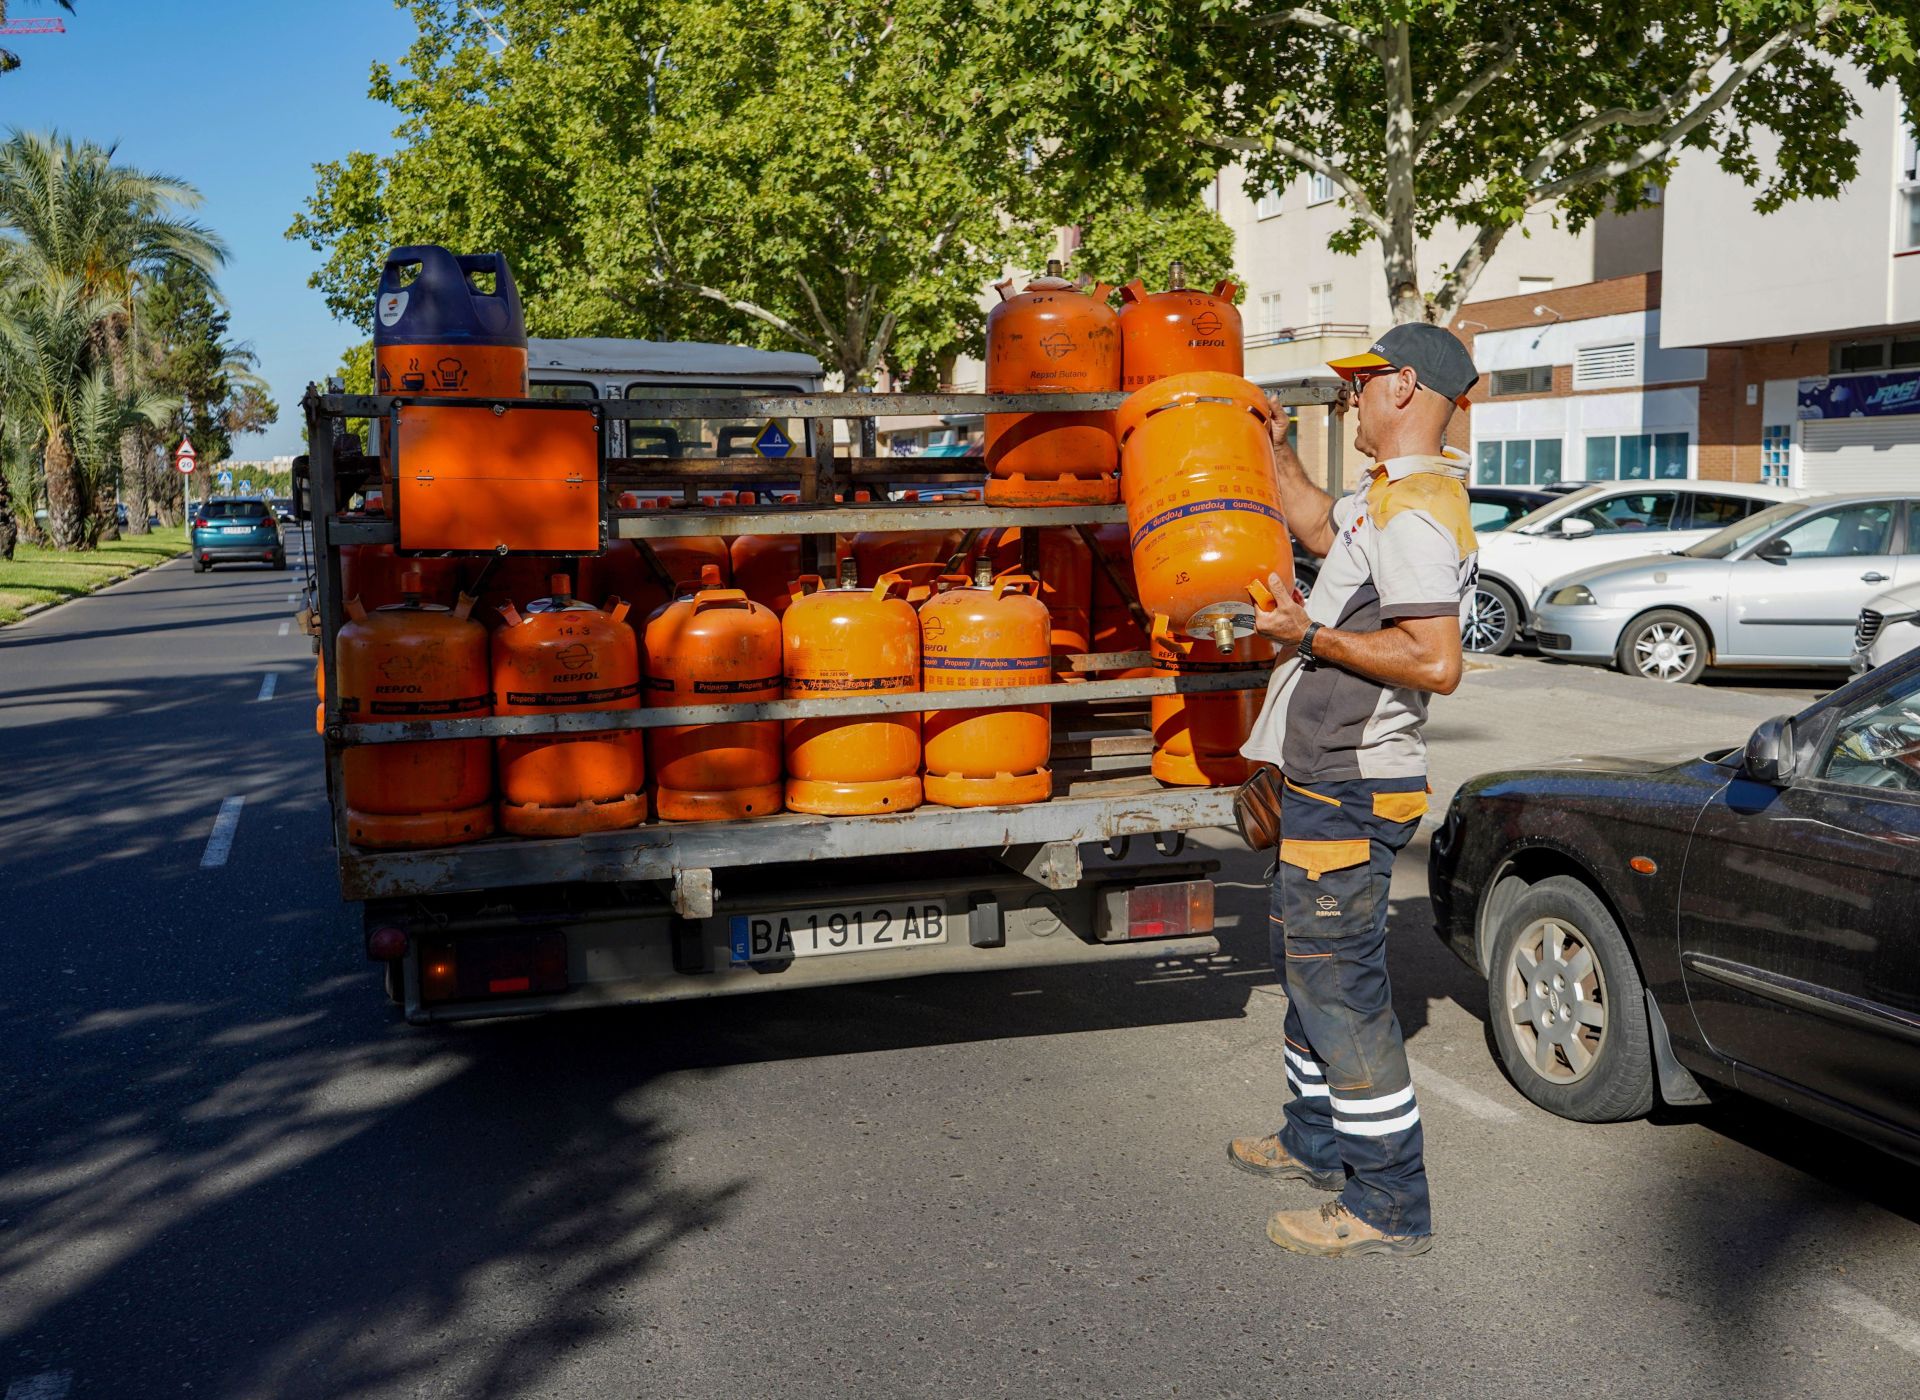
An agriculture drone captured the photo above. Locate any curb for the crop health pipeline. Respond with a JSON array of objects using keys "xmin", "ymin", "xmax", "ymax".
[{"xmin": 1, "ymin": 548, "xmax": 190, "ymax": 629}]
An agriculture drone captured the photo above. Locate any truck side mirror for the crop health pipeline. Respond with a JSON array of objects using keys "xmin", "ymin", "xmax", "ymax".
[{"xmin": 1742, "ymin": 714, "xmax": 1796, "ymax": 786}]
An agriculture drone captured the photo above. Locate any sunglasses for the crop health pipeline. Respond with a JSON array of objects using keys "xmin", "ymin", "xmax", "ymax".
[{"xmin": 1350, "ymin": 365, "xmax": 1405, "ymax": 391}]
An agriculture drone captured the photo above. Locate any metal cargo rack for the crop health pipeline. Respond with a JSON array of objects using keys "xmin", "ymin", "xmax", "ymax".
[{"xmin": 304, "ymin": 384, "xmax": 1342, "ymax": 912}]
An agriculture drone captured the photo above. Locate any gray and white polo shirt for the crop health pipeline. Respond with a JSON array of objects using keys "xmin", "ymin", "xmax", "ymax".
[{"xmin": 1241, "ymin": 451, "xmax": 1477, "ymax": 782}]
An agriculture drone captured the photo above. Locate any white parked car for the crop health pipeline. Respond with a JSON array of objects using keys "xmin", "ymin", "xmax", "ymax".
[
  {"xmin": 1467, "ymin": 480, "xmax": 1805, "ymax": 653},
  {"xmin": 1855, "ymin": 579, "xmax": 1920, "ymax": 673}
]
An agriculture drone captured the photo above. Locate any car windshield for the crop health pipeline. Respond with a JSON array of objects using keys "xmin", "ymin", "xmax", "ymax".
[
  {"xmin": 1680, "ymin": 501, "xmax": 1803, "ymax": 558},
  {"xmin": 1512, "ymin": 486, "xmax": 1605, "ymax": 534},
  {"xmin": 205, "ymin": 501, "xmax": 269, "ymax": 520}
]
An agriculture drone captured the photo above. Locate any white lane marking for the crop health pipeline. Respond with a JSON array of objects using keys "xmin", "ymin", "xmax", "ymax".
[
  {"xmin": 1407, "ymin": 1057, "xmax": 1520, "ymax": 1122},
  {"xmin": 1823, "ymin": 1281, "xmax": 1920, "ymax": 1357},
  {"xmin": 199, "ymin": 796, "xmax": 246, "ymax": 869},
  {"xmin": 255, "ymin": 673, "xmax": 278, "ymax": 702},
  {"xmin": 6, "ymin": 1373, "xmax": 74, "ymax": 1400},
  {"xmin": 278, "ymin": 620, "xmax": 291, "ymax": 636},
  {"xmin": 286, "ymin": 592, "xmax": 299, "ymax": 603}
]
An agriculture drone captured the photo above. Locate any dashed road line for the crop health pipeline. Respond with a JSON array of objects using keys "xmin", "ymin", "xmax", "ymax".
[
  {"xmin": 1822, "ymin": 1281, "xmax": 1920, "ymax": 1356},
  {"xmin": 5, "ymin": 1372, "xmax": 74, "ymax": 1400},
  {"xmin": 199, "ymin": 796, "xmax": 246, "ymax": 869},
  {"xmin": 255, "ymin": 673, "xmax": 278, "ymax": 702},
  {"xmin": 1407, "ymin": 1057, "xmax": 1520, "ymax": 1122},
  {"xmin": 278, "ymin": 620, "xmax": 291, "ymax": 636}
]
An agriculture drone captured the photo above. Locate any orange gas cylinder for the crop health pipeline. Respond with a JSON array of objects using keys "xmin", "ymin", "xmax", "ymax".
[
  {"xmin": 1118, "ymin": 371, "xmax": 1290, "ymax": 655},
  {"xmin": 644, "ymin": 565, "xmax": 784, "ymax": 822},
  {"xmin": 341, "ymin": 543, "xmax": 461, "ymax": 612},
  {"xmin": 335, "ymin": 572, "xmax": 494, "ymax": 848},
  {"xmin": 782, "ymin": 561, "xmax": 922, "ymax": 815},
  {"xmin": 730, "ymin": 532, "xmax": 803, "ymax": 618},
  {"xmin": 1088, "ymin": 522, "xmax": 1152, "ymax": 677},
  {"xmin": 492, "ymin": 575, "xmax": 648, "ymax": 835},
  {"xmin": 374, "ymin": 246, "xmax": 527, "ymax": 399},
  {"xmin": 984, "ymin": 259, "xmax": 1120, "ymax": 505},
  {"xmin": 315, "ymin": 653, "xmax": 326, "ymax": 735},
  {"xmin": 920, "ymin": 561, "xmax": 1052, "ymax": 807},
  {"xmin": 466, "ymin": 554, "xmax": 576, "ymax": 630},
  {"xmin": 843, "ymin": 491, "xmax": 965, "ymax": 581},
  {"xmin": 968, "ymin": 526, "xmax": 1092, "ymax": 678},
  {"xmin": 1150, "ymin": 619, "xmax": 1273, "ymax": 787},
  {"xmin": 1118, "ymin": 262, "xmax": 1244, "ymax": 390},
  {"xmin": 615, "ymin": 492, "xmax": 733, "ymax": 591}
]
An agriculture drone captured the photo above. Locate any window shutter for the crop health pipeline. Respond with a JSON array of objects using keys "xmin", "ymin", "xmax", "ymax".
[{"xmin": 1574, "ymin": 342, "xmax": 1639, "ymax": 388}]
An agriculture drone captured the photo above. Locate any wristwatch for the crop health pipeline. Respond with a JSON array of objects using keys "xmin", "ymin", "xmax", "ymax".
[{"xmin": 1298, "ymin": 621, "xmax": 1323, "ymax": 664}]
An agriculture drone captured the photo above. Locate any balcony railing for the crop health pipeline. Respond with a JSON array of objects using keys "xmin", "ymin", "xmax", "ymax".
[{"xmin": 1244, "ymin": 322, "xmax": 1373, "ymax": 350}]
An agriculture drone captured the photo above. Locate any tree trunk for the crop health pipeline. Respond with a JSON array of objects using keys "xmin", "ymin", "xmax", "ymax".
[
  {"xmin": 1380, "ymin": 21, "xmax": 1426, "ymax": 326},
  {"xmin": 0, "ymin": 469, "xmax": 15, "ymax": 562},
  {"xmin": 42, "ymin": 433, "xmax": 88, "ymax": 551},
  {"xmin": 107, "ymin": 315, "xmax": 146, "ymax": 535},
  {"xmin": 123, "ymin": 434, "xmax": 152, "ymax": 534}
]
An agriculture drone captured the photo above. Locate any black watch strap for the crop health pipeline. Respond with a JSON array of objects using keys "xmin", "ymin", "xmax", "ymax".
[{"xmin": 1299, "ymin": 621, "xmax": 1323, "ymax": 663}]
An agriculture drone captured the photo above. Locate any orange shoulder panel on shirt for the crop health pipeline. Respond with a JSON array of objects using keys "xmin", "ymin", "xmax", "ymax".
[{"xmin": 1365, "ymin": 471, "xmax": 1477, "ymax": 559}]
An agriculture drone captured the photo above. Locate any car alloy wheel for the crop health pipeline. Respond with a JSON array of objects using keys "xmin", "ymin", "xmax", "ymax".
[
  {"xmin": 1504, "ymin": 916, "xmax": 1607, "ymax": 1084},
  {"xmin": 1618, "ymin": 608, "xmax": 1708, "ymax": 684},
  {"xmin": 1462, "ymin": 582, "xmax": 1517, "ymax": 654}
]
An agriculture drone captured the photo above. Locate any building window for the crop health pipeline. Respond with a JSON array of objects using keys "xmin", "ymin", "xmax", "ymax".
[
  {"xmin": 1573, "ymin": 342, "xmax": 1640, "ymax": 388},
  {"xmin": 1582, "ymin": 432, "xmax": 1690, "ymax": 481},
  {"xmin": 1254, "ymin": 187, "xmax": 1283, "ymax": 220},
  {"xmin": 1489, "ymin": 365, "xmax": 1553, "ymax": 396},
  {"xmin": 1258, "ymin": 292, "xmax": 1284, "ymax": 335},
  {"xmin": 1307, "ymin": 282, "xmax": 1333, "ymax": 326},
  {"xmin": 1306, "ymin": 171, "xmax": 1336, "ymax": 205},
  {"xmin": 1474, "ymin": 437, "xmax": 1564, "ymax": 486},
  {"xmin": 1902, "ymin": 132, "xmax": 1920, "ymax": 252},
  {"xmin": 1761, "ymin": 424, "xmax": 1792, "ymax": 486},
  {"xmin": 1517, "ymin": 276, "xmax": 1555, "ymax": 295},
  {"xmin": 1830, "ymin": 335, "xmax": 1920, "ymax": 371}
]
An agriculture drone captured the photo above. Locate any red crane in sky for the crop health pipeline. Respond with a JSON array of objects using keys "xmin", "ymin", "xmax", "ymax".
[{"xmin": 0, "ymin": 4, "xmax": 70, "ymax": 74}]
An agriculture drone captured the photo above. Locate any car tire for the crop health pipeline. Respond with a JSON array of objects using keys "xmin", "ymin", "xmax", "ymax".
[
  {"xmin": 1463, "ymin": 580, "xmax": 1519, "ymax": 655},
  {"xmin": 273, "ymin": 551, "xmax": 287, "ymax": 571},
  {"xmin": 1487, "ymin": 875, "xmax": 1655, "ymax": 1123},
  {"xmin": 1294, "ymin": 560, "xmax": 1317, "ymax": 602},
  {"xmin": 1616, "ymin": 608, "xmax": 1709, "ymax": 684},
  {"xmin": 193, "ymin": 558, "xmax": 208, "ymax": 573}
]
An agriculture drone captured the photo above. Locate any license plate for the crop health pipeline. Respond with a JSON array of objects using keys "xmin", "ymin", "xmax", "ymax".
[
  {"xmin": 729, "ymin": 900, "xmax": 954, "ymax": 965},
  {"xmin": 221, "ymin": 525, "xmax": 252, "ymax": 534}
]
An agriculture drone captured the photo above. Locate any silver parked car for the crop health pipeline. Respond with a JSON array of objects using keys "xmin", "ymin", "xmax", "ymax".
[{"xmin": 1529, "ymin": 494, "xmax": 1920, "ymax": 683}]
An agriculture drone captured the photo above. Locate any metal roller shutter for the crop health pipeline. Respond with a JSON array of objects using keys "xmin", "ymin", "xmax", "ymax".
[{"xmin": 1801, "ymin": 417, "xmax": 1920, "ymax": 491}]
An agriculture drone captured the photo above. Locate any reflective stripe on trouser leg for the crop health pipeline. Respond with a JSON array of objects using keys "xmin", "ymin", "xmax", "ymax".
[
  {"xmin": 1274, "ymin": 775, "xmax": 1432, "ymax": 1238},
  {"xmin": 1271, "ymin": 859, "xmax": 1341, "ymax": 1174}
]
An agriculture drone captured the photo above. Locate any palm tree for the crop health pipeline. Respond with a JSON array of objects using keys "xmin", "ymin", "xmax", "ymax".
[
  {"xmin": 0, "ymin": 271, "xmax": 162, "ymax": 548},
  {"xmin": 0, "ymin": 3, "xmax": 75, "ymax": 76},
  {"xmin": 0, "ymin": 129, "xmax": 225, "ymax": 540}
]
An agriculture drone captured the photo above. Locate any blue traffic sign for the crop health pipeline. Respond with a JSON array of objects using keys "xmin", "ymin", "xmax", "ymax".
[
  {"xmin": 753, "ymin": 420, "xmax": 794, "ymax": 459},
  {"xmin": 239, "ymin": 480, "xmax": 252, "ymax": 494},
  {"xmin": 216, "ymin": 470, "xmax": 233, "ymax": 487}
]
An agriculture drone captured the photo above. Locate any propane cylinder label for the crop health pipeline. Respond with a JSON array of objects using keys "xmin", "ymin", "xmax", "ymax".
[
  {"xmin": 1130, "ymin": 498, "xmax": 1286, "ymax": 552},
  {"xmin": 924, "ymin": 656, "xmax": 1049, "ymax": 672},
  {"xmin": 787, "ymin": 674, "xmax": 917, "ymax": 693},
  {"xmin": 502, "ymin": 682, "xmax": 642, "ymax": 706},
  {"xmin": 692, "ymin": 675, "xmax": 783, "ymax": 695},
  {"xmin": 344, "ymin": 693, "xmax": 492, "ymax": 716}
]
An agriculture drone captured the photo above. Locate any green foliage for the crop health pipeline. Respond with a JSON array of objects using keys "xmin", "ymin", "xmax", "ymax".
[
  {"xmin": 1068, "ymin": 190, "xmax": 1240, "ymax": 302},
  {"xmin": 139, "ymin": 261, "xmax": 277, "ymax": 472},
  {"xmin": 1002, "ymin": 0, "xmax": 1920, "ymax": 320}
]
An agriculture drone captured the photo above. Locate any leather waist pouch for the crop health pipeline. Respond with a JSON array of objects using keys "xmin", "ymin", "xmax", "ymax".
[{"xmin": 1234, "ymin": 763, "xmax": 1283, "ymax": 851}]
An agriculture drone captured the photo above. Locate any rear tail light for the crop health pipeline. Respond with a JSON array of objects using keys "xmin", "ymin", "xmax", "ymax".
[
  {"xmin": 193, "ymin": 516, "xmax": 207, "ymax": 528},
  {"xmin": 366, "ymin": 925, "xmax": 409, "ymax": 961},
  {"xmin": 1111, "ymin": 880, "xmax": 1215, "ymax": 940},
  {"xmin": 417, "ymin": 930, "xmax": 568, "ymax": 1003}
]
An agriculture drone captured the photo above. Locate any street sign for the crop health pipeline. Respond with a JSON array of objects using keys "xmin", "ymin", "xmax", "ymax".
[
  {"xmin": 752, "ymin": 419, "xmax": 794, "ymax": 459},
  {"xmin": 239, "ymin": 479, "xmax": 252, "ymax": 494},
  {"xmin": 174, "ymin": 438, "xmax": 197, "ymax": 474},
  {"xmin": 216, "ymin": 470, "xmax": 233, "ymax": 488}
]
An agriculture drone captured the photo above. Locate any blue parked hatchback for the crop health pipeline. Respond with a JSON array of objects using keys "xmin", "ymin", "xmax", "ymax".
[{"xmin": 191, "ymin": 497, "xmax": 285, "ymax": 572}]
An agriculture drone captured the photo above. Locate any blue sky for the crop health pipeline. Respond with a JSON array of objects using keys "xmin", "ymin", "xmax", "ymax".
[{"xmin": 3, "ymin": 0, "xmax": 422, "ymax": 455}]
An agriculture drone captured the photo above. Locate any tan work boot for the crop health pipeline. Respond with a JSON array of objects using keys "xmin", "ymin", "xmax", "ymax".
[
  {"xmin": 1225, "ymin": 1134, "xmax": 1344, "ymax": 1191},
  {"xmin": 1266, "ymin": 1200, "xmax": 1434, "ymax": 1258}
]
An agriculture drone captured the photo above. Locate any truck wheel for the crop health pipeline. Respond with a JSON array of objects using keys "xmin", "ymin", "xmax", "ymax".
[
  {"xmin": 1463, "ymin": 580, "xmax": 1518, "ymax": 655},
  {"xmin": 1617, "ymin": 609, "xmax": 1708, "ymax": 684},
  {"xmin": 1487, "ymin": 875, "xmax": 1654, "ymax": 1122}
]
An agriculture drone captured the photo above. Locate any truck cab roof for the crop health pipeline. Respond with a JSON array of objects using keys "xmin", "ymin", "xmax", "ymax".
[{"xmin": 527, "ymin": 337, "xmax": 822, "ymax": 383}]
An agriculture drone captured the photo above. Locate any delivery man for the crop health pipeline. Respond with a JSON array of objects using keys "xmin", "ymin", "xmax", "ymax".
[{"xmin": 1229, "ymin": 322, "xmax": 1479, "ymax": 1259}]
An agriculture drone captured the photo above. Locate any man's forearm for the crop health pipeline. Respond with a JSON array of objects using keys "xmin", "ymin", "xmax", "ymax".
[
  {"xmin": 1274, "ymin": 440, "xmax": 1336, "ymax": 558},
  {"xmin": 1309, "ymin": 622, "xmax": 1462, "ymax": 696}
]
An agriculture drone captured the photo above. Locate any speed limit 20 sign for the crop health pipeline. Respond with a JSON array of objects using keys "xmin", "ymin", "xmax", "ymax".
[{"xmin": 174, "ymin": 439, "xmax": 197, "ymax": 475}]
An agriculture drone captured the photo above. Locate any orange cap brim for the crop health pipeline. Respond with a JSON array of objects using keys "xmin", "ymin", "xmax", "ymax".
[{"xmin": 1325, "ymin": 352, "xmax": 1392, "ymax": 380}]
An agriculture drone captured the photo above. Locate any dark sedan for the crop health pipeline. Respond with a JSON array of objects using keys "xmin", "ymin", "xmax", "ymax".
[{"xmin": 1429, "ymin": 649, "xmax": 1920, "ymax": 1163}]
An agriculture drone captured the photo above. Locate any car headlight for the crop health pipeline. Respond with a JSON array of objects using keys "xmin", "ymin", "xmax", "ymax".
[{"xmin": 1548, "ymin": 584, "xmax": 1596, "ymax": 607}]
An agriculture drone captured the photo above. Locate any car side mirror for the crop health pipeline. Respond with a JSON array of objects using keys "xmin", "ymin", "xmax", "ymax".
[
  {"xmin": 1558, "ymin": 518, "xmax": 1596, "ymax": 539},
  {"xmin": 1742, "ymin": 715, "xmax": 1796, "ymax": 785},
  {"xmin": 1755, "ymin": 538, "xmax": 1792, "ymax": 564}
]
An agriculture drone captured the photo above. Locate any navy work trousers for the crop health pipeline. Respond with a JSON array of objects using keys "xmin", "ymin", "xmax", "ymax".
[{"xmin": 1268, "ymin": 773, "xmax": 1432, "ymax": 1238}]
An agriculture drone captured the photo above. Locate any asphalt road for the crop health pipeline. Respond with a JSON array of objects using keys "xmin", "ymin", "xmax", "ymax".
[{"xmin": 2, "ymin": 551, "xmax": 1916, "ymax": 1400}]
